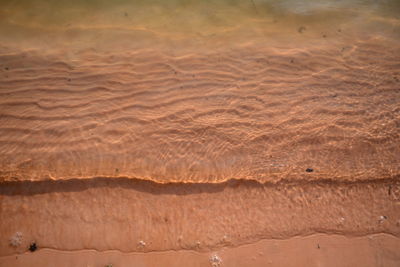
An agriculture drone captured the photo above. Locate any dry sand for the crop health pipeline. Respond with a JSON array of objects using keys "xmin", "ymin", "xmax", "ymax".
[{"xmin": 1, "ymin": 0, "xmax": 400, "ymax": 266}]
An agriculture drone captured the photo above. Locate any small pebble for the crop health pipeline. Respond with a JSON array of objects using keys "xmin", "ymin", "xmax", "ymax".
[
  {"xmin": 306, "ymin": 168, "xmax": 314, "ymax": 172},
  {"xmin": 298, "ymin": 26, "xmax": 306, "ymax": 33},
  {"xmin": 138, "ymin": 240, "xmax": 146, "ymax": 248},
  {"xmin": 379, "ymin": 215, "xmax": 388, "ymax": 223},
  {"xmin": 29, "ymin": 242, "xmax": 37, "ymax": 252}
]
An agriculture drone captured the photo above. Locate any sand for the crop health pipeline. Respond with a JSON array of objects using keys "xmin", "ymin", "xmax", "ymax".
[
  {"xmin": 1, "ymin": 234, "xmax": 400, "ymax": 267},
  {"xmin": 1, "ymin": 0, "xmax": 400, "ymax": 266},
  {"xmin": 1, "ymin": 38, "xmax": 399, "ymax": 184}
]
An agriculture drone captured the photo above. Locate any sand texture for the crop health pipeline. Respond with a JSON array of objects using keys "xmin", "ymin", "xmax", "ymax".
[
  {"xmin": 1, "ymin": 177, "xmax": 400, "ymax": 256},
  {"xmin": 1, "ymin": 234, "xmax": 400, "ymax": 267},
  {"xmin": 1, "ymin": 0, "xmax": 400, "ymax": 266},
  {"xmin": 1, "ymin": 38, "xmax": 399, "ymax": 184}
]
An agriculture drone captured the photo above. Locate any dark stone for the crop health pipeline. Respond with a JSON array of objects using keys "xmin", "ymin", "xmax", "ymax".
[
  {"xmin": 29, "ymin": 242, "xmax": 37, "ymax": 252},
  {"xmin": 5, "ymin": 67, "xmax": 9, "ymax": 70},
  {"xmin": 306, "ymin": 168, "xmax": 314, "ymax": 173}
]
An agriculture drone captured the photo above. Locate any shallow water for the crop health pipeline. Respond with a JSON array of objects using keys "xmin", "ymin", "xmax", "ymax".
[
  {"xmin": 0, "ymin": 0, "xmax": 400, "ymax": 259},
  {"xmin": 1, "ymin": 0, "xmax": 399, "ymax": 183}
]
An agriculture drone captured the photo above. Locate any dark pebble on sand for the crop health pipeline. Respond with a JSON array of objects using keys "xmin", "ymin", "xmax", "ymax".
[
  {"xmin": 306, "ymin": 168, "xmax": 314, "ymax": 172},
  {"xmin": 298, "ymin": 26, "xmax": 306, "ymax": 33},
  {"xmin": 5, "ymin": 67, "xmax": 9, "ymax": 70},
  {"xmin": 29, "ymin": 242, "xmax": 37, "ymax": 252}
]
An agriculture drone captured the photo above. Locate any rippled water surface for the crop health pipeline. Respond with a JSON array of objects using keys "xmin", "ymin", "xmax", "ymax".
[
  {"xmin": 0, "ymin": 0, "xmax": 399, "ymax": 183},
  {"xmin": 0, "ymin": 0, "xmax": 400, "ymax": 259}
]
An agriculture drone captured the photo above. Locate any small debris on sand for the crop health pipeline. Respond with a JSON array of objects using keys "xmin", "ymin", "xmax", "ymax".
[
  {"xmin": 29, "ymin": 242, "xmax": 37, "ymax": 252},
  {"xmin": 379, "ymin": 215, "xmax": 388, "ymax": 223},
  {"xmin": 10, "ymin": 232, "xmax": 23, "ymax": 247},
  {"xmin": 210, "ymin": 254, "xmax": 222, "ymax": 267},
  {"xmin": 298, "ymin": 26, "xmax": 306, "ymax": 33},
  {"xmin": 306, "ymin": 168, "xmax": 314, "ymax": 172},
  {"xmin": 138, "ymin": 240, "xmax": 146, "ymax": 248}
]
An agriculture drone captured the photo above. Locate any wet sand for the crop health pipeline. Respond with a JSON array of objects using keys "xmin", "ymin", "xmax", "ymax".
[
  {"xmin": 1, "ymin": 177, "xmax": 400, "ymax": 256},
  {"xmin": 1, "ymin": 0, "xmax": 400, "ymax": 266},
  {"xmin": 1, "ymin": 234, "xmax": 400, "ymax": 267}
]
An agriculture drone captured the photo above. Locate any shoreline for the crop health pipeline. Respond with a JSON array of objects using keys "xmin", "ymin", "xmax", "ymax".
[
  {"xmin": 1, "ymin": 175, "xmax": 399, "ymax": 256},
  {"xmin": 1, "ymin": 233, "xmax": 400, "ymax": 267}
]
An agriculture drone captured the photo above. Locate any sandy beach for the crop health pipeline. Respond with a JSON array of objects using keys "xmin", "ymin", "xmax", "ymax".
[{"xmin": 1, "ymin": 0, "xmax": 400, "ymax": 266}]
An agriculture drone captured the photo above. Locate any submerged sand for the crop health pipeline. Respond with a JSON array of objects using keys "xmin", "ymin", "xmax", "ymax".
[
  {"xmin": 1, "ymin": 38, "xmax": 399, "ymax": 184},
  {"xmin": 1, "ymin": 0, "xmax": 400, "ymax": 266}
]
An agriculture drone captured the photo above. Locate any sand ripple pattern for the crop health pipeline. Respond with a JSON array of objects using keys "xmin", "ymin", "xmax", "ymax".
[{"xmin": 0, "ymin": 38, "xmax": 399, "ymax": 183}]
